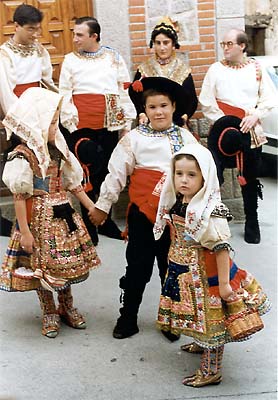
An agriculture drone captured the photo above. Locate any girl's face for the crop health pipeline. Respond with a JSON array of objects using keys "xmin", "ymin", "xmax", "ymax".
[
  {"xmin": 153, "ymin": 33, "xmax": 175, "ymax": 60},
  {"xmin": 48, "ymin": 109, "xmax": 59, "ymax": 143},
  {"xmin": 174, "ymin": 156, "xmax": 204, "ymax": 203},
  {"xmin": 145, "ymin": 94, "xmax": 175, "ymax": 131}
]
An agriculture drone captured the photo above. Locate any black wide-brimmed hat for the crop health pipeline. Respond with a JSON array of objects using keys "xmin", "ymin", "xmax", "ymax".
[
  {"xmin": 208, "ymin": 115, "xmax": 251, "ymax": 156},
  {"xmin": 208, "ymin": 115, "xmax": 251, "ymax": 185},
  {"xmin": 127, "ymin": 76, "xmax": 191, "ymax": 123},
  {"xmin": 61, "ymin": 127, "xmax": 104, "ymax": 180}
]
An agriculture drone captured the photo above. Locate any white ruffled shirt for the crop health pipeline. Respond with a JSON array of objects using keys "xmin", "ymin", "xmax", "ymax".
[
  {"xmin": 0, "ymin": 40, "xmax": 55, "ymax": 118},
  {"xmin": 199, "ymin": 59, "xmax": 277, "ymax": 122},
  {"xmin": 95, "ymin": 126, "xmax": 197, "ymax": 213},
  {"xmin": 59, "ymin": 47, "xmax": 136, "ymax": 132}
]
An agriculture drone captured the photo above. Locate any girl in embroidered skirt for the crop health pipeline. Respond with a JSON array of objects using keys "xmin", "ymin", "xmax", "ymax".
[
  {"xmin": 154, "ymin": 143, "xmax": 270, "ymax": 387},
  {"xmin": 0, "ymin": 87, "xmax": 100, "ymax": 338}
]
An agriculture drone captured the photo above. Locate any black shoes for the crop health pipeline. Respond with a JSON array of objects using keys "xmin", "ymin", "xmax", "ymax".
[
  {"xmin": 244, "ymin": 219, "xmax": 261, "ymax": 244},
  {"xmin": 98, "ymin": 218, "xmax": 123, "ymax": 240},
  {"xmin": 113, "ymin": 316, "xmax": 139, "ymax": 339},
  {"xmin": 161, "ymin": 330, "xmax": 180, "ymax": 342}
]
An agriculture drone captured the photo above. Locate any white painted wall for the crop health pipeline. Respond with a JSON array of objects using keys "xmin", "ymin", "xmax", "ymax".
[{"xmin": 93, "ymin": 0, "xmax": 133, "ymax": 74}]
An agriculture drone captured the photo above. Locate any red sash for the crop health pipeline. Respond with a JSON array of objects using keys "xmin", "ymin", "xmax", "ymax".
[
  {"xmin": 129, "ymin": 169, "xmax": 164, "ymax": 224},
  {"xmin": 14, "ymin": 82, "xmax": 40, "ymax": 97},
  {"xmin": 73, "ymin": 93, "xmax": 106, "ymax": 129},
  {"xmin": 217, "ymin": 101, "xmax": 245, "ymax": 119}
]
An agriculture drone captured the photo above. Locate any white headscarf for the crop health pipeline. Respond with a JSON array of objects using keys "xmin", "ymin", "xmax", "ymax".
[
  {"xmin": 154, "ymin": 143, "xmax": 221, "ymax": 242},
  {"xmin": 3, "ymin": 87, "xmax": 70, "ymax": 179}
]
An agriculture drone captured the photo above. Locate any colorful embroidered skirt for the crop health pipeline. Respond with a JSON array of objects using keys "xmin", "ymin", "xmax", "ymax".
[
  {"xmin": 0, "ymin": 193, "xmax": 100, "ymax": 292},
  {"xmin": 157, "ymin": 254, "xmax": 270, "ymax": 348}
]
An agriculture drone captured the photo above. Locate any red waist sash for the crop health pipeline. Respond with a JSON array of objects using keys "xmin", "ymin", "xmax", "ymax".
[
  {"xmin": 14, "ymin": 82, "xmax": 40, "ymax": 98},
  {"xmin": 129, "ymin": 168, "xmax": 164, "ymax": 224},
  {"xmin": 73, "ymin": 93, "xmax": 106, "ymax": 130},
  {"xmin": 217, "ymin": 101, "xmax": 245, "ymax": 119}
]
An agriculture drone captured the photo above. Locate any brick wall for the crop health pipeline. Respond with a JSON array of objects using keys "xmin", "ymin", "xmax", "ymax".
[{"xmin": 128, "ymin": 0, "xmax": 217, "ymax": 120}]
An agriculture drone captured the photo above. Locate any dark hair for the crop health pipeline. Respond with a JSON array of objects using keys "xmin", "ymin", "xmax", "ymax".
[
  {"xmin": 75, "ymin": 16, "xmax": 101, "ymax": 41},
  {"xmin": 13, "ymin": 4, "xmax": 43, "ymax": 26},
  {"xmin": 143, "ymin": 88, "xmax": 175, "ymax": 105},
  {"xmin": 149, "ymin": 23, "xmax": 180, "ymax": 49},
  {"xmin": 235, "ymin": 29, "xmax": 248, "ymax": 52},
  {"xmin": 173, "ymin": 153, "xmax": 200, "ymax": 171}
]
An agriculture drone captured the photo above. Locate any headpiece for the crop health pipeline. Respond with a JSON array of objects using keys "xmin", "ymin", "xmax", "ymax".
[
  {"xmin": 150, "ymin": 16, "xmax": 180, "ymax": 49},
  {"xmin": 3, "ymin": 87, "xmax": 70, "ymax": 179}
]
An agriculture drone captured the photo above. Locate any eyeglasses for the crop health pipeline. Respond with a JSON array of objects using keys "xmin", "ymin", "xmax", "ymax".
[{"xmin": 220, "ymin": 41, "xmax": 238, "ymax": 49}]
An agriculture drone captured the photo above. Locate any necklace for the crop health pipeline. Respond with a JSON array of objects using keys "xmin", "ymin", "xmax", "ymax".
[
  {"xmin": 156, "ymin": 56, "xmax": 172, "ymax": 65},
  {"xmin": 221, "ymin": 56, "xmax": 251, "ymax": 69}
]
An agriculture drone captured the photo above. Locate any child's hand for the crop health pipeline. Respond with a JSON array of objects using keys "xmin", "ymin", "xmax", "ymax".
[
  {"xmin": 88, "ymin": 206, "xmax": 108, "ymax": 226},
  {"xmin": 219, "ymin": 282, "xmax": 233, "ymax": 301},
  {"xmin": 20, "ymin": 231, "xmax": 35, "ymax": 253}
]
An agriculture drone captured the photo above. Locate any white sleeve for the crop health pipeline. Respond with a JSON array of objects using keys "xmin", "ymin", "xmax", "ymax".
[
  {"xmin": 200, "ymin": 216, "xmax": 231, "ymax": 250},
  {"xmin": 254, "ymin": 65, "xmax": 278, "ymax": 120},
  {"xmin": 117, "ymin": 54, "xmax": 136, "ymax": 129},
  {"xmin": 0, "ymin": 49, "xmax": 18, "ymax": 115},
  {"xmin": 41, "ymin": 47, "xmax": 56, "ymax": 89},
  {"xmin": 2, "ymin": 157, "xmax": 33, "ymax": 195},
  {"xmin": 199, "ymin": 65, "xmax": 225, "ymax": 123},
  {"xmin": 59, "ymin": 56, "xmax": 79, "ymax": 133},
  {"xmin": 62, "ymin": 152, "xmax": 84, "ymax": 191},
  {"xmin": 95, "ymin": 133, "xmax": 135, "ymax": 213}
]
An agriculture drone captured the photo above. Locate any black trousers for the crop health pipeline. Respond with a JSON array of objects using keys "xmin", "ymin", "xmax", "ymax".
[
  {"xmin": 79, "ymin": 129, "xmax": 119, "ymax": 236},
  {"xmin": 119, "ymin": 204, "xmax": 171, "ymax": 318}
]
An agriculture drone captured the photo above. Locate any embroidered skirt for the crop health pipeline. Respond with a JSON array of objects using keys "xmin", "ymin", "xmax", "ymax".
[
  {"xmin": 0, "ymin": 192, "xmax": 100, "ymax": 292},
  {"xmin": 157, "ymin": 252, "xmax": 270, "ymax": 348}
]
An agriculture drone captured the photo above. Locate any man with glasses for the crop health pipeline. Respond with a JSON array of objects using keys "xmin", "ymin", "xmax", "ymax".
[
  {"xmin": 0, "ymin": 4, "xmax": 56, "ymax": 117},
  {"xmin": 199, "ymin": 28, "xmax": 276, "ymax": 244}
]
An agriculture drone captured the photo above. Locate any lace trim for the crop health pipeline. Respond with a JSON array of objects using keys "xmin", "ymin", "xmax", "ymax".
[{"xmin": 5, "ymin": 38, "xmax": 44, "ymax": 57}]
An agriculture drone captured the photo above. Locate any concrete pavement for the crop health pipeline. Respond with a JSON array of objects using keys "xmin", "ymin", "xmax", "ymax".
[{"xmin": 0, "ymin": 177, "xmax": 277, "ymax": 400}]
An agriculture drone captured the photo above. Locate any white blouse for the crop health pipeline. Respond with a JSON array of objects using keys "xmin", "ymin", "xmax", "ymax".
[{"xmin": 3, "ymin": 151, "xmax": 83, "ymax": 196}]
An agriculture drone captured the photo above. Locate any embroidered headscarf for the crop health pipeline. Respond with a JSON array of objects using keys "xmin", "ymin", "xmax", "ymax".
[
  {"xmin": 3, "ymin": 87, "xmax": 70, "ymax": 179},
  {"xmin": 154, "ymin": 143, "xmax": 221, "ymax": 242}
]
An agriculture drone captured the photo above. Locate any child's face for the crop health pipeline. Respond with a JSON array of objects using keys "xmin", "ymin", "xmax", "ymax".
[
  {"xmin": 145, "ymin": 94, "xmax": 175, "ymax": 131},
  {"xmin": 48, "ymin": 109, "xmax": 59, "ymax": 143},
  {"xmin": 174, "ymin": 156, "xmax": 204, "ymax": 202}
]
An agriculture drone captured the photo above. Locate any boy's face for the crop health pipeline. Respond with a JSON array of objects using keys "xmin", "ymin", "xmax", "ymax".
[
  {"xmin": 174, "ymin": 157, "xmax": 204, "ymax": 203},
  {"xmin": 145, "ymin": 94, "xmax": 175, "ymax": 131},
  {"xmin": 14, "ymin": 22, "xmax": 41, "ymax": 45}
]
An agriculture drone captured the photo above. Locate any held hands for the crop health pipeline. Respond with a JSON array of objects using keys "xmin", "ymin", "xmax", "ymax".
[
  {"xmin": 20, "ymin": 231, "xmax": 35, "ymax": 254},
  {"xmin": 88, "ymin": 205, "xmax": 108, "ymax": 226},
  {"xmin": 240, "ymin": 114, "xmax": 259, "ymax": 133}
]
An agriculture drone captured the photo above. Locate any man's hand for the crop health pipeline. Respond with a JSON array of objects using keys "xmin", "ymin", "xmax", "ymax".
[
  {"xmin": 240, "ymin": 114, "xmax": 259, "ymax": 133},
  {"xmin": 88, "ymin": 206, "xmax": 108, "ymax": 226}
]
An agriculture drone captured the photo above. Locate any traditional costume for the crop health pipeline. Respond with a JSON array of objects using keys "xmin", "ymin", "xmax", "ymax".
[
  {"xmin": 0, "ymin": 88, "xmax": 100, "ymax": 338},
  {"xmin": 95, "ymin": 77, "xmax": 197, "ymax": 339},
  {"xmin": 0, "ymin": 38, "xmax": 56, "ymax": 118},
  {"xmin": 128, "ymin": 17, "xmax": 198, "ymax": 127},
  {"xmin": 154, "ymin": 143, "xmax": 270, "ymax": 387},
  {"xmin": 199, "ymin": 55, "xmax": 277, "ymax": 244},
  {"xmin": 59, "ymin": 45, "xmax": 136, "ymax": 245}
]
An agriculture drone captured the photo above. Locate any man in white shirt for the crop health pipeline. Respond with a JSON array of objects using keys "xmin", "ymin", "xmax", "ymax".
[
  {"xmin": 59, "ymin": 17, "xmax": 136, "ymax": 245},
  {"xmin": 199, "ymin": 28, "xmax": 276, "ymax": 244}
]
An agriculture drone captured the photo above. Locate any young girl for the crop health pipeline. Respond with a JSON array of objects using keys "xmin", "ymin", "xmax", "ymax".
[
  {"xmin": 0, "ymin": 87, "xmax": 100, "ymax": 338},
  {"xmin": 154, "ymin": 143, "xmax": 270, "ymax": 387}
]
